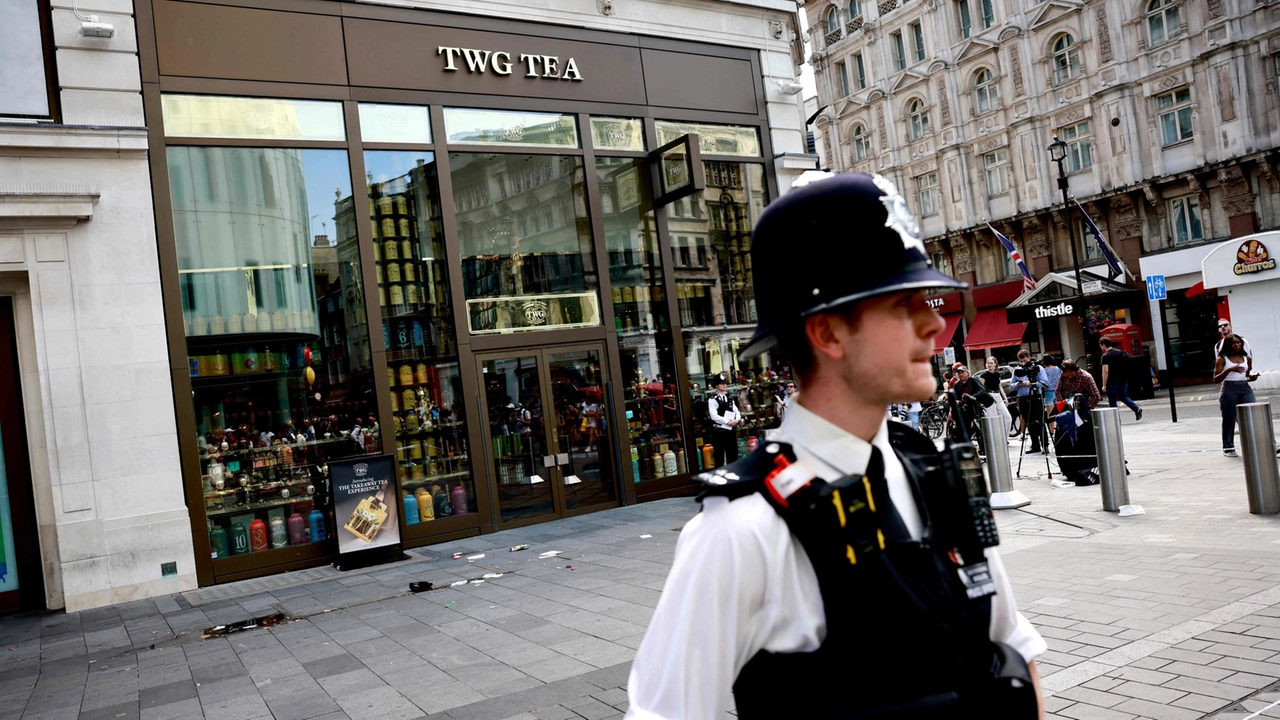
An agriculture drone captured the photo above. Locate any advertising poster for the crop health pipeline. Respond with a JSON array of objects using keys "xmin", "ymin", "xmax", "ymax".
[{"xmin": 330, "ymin": 455, "xmax": 400, "ymax": 555}]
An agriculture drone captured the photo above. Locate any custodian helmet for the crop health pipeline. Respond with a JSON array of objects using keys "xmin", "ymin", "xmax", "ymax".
[{"xmin": 739, "ymin": 171, "xmax": 966, "ymax": 360}]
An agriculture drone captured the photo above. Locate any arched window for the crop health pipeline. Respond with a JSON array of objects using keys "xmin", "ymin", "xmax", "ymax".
[
  {"xmin": 852, "ymin": 124, "xmax": 872, "ymax": 161},
  {"xmin": 826, "ymin": 6, "xmax": 841, "ymax": 33},
  {"xmin": 908, "ymin": 100, "xmax": 930, "ymax": 140},
  {"xmin": 849, "ymin": 0, "xmax": 863, "ymax": 18},
  {"xmin": 974, "ymin": 68, "xmax": 998, "ymax": 114},
  {"xmin": 1052, "ymin": 34, "xmax": 1080, "ymax": 85},
  {"xmin": 1147, "ymin": 0, "xmax": 1181, "ymax": 46}
]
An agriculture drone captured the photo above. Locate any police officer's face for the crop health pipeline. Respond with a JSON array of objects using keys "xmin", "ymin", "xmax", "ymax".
[
  {"xmin": 716, "ymin": 383, "xmax": 727, "ymax": 393},
  {"xmin": 816, "ymin": 290, "xmax": 946, "ymax": 404}
]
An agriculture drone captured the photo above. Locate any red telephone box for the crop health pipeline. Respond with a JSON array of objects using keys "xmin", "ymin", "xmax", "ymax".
[{"xmin": 1099, "ymin": 323, "xmax": 1143, "ymax": 356}]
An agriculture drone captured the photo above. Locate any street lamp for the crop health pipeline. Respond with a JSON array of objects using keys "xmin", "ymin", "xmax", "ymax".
[{"xmin": 1048, "ymin": 136, "xmax": 1090, "ymax": 359}]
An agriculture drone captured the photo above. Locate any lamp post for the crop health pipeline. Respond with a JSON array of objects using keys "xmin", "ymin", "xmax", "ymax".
[{"xmin": 1048, "ymin": 136, "xmax": 1090, "ymax": 359}]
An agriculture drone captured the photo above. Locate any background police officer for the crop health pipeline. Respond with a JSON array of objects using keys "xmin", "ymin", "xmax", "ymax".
[
  {"xmin": 706, "ymin": 373, "xmax": 741, "ymax": 467},
  {"xmin": 625, "ymin": 172, "xmax": 1046, "ymax": 719}
]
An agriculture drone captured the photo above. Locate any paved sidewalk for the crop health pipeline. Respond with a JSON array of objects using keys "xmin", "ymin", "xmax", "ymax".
[{"xmin": 6, "ymin": 412, "xmax": 1280, "ymax": 719}]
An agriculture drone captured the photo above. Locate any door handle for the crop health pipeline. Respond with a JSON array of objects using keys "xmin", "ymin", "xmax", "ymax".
[
  {"xmin": 543, "ymin": 455, "xmax": 556, "ymax": 468},
  {"xmin": 556, "ymin": 453, "xmax": 569, "ymax": 466}
]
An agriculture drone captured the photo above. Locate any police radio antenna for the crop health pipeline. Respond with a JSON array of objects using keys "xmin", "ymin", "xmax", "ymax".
[{"xmin": 944, "ymin": 388, "xmax": 971, "ymax": 444}]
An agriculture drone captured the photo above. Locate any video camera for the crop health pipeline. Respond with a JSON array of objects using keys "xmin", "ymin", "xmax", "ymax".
[{"xmin": 1011, "ymin": 360, "xmax": 1043, "ymax": 395}]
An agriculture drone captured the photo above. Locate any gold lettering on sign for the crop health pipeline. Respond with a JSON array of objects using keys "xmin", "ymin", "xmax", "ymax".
[{"xmin": 433, "ymin": 47, "xmax": 583, "ymax": 81}]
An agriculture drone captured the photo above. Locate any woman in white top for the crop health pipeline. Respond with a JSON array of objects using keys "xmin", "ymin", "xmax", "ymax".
[
  {"xmin": 1214, "ymin": 334, "xmax": 1256, "ymax": 457},
  {"xmin": 983, "ymin": 356, "xmax": 1015, "ymax": 440}
]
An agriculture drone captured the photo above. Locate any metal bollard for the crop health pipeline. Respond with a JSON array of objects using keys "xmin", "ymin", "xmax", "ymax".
[
  {"xmin": 981, "ymin": 414, "xmax": 1029, "ymax": 509},
  {"xmin": 1237, "ymin": 403, "xmax": 1280, "ymax": 515},
  {"xmin": 1091, "ymin": 407, "xmax": 1129, "ymax": 512}
]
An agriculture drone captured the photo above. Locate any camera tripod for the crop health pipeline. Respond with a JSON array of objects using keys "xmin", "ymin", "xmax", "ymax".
[{"xmin": 1014, "ymin": 388, "xmax": 1054, "ymax": 481}]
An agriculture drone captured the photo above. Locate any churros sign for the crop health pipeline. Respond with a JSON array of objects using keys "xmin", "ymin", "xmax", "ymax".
[{"xmin": 1234, "ymin": 239, "xmax": 1277, "ymax": 275}]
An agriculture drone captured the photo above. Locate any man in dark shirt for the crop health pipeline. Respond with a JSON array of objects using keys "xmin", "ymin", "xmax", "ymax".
[
  {"xmin": 1100, "ymin": 338, "xmax": 1141, "ymax": 420},
  {"xmin": 1057, "ymin": 358, "xmax": 1101, "ymax": 410}
]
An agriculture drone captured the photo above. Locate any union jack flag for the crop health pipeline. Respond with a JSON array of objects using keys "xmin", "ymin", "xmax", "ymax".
[{"xmin": 987, "ymin": 223, "xmax": 1036, "ymax": 293}]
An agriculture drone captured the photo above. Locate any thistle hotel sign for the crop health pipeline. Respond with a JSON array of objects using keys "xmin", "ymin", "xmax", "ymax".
[{"xmin": 438, "ymin": 46, "xmax": 584, "ymax": 81}]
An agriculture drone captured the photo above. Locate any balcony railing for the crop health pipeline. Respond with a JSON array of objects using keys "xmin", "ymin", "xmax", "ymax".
[
  {"xmin": 878, "ymin": 0, "xmax": 899, "ymax": 17},
  {"xmin": 824, "ymin": 27, "xmax": 844, "ymax": 47},
  {"xmin": 846, "ymin": 17, "xmax": 864, "ymax": 34}
]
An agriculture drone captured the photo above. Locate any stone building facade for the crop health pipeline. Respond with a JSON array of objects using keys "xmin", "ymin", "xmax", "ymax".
[{"xmin": 803, "ymin": 0, "xmax": 1279, "ymax": 363}]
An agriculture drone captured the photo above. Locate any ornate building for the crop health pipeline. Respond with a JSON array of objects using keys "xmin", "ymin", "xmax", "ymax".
[{"xmin": 803, "ymin": 0, "xmax": 1279, "ymax": 366}]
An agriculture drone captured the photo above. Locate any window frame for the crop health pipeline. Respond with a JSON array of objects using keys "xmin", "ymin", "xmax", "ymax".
[
  {"xmin": 849, "ymin": 0, "xmax": 863, "ymax": 19},
  {"xmin": 980, "ymin": 0, "xmax": 995, "ymax": 29},
  {"xmin": 0, "ymin": 0, "xmax": 59, "ymax": 122},
  {"xmin": 916, "ymin": 171, "xmax": 940, "ymax": 217},
  {"xmin": 1157, "ymin": 87, "xmax": 1193, "ymax": 146},
  {"xmin": 836, "ymin": 61, "xmax": 851, "ymax": 98},
  {"xmin": 958, "ymin": 0, "xmax": 973, "ymax": 39},
  {"xmin": 1168, "ymin": 195, "xmax": 1205, "ymax": 244},
  {"xmin": 854, "ymin": 53, "xmax": 867, "ymax": 90},
  {"xmin": 1146, "ymin": 0, "xmax": 1182, "ymax": 47},
  {"xmin": 911, "ymin": 22, "xmax": 927, "ymax": 63},
  {"xmin": 826, "ymin": 6, "xmax": 841, "ymax": 33},
  {"xmin": 893, "ymin": 32, "xmax": 907, "ymax": 71},
  {"xmin": 1058, "ymin": 120, "xmax": 1093, "ymax": 173},
  {"xmin": 1052, "ymin": 34, "xmax": 1080, "ymax": 86},
  {"xmin": 983, "ymin": 148, "xmax": 1009, "ymax": 197},
  {"xmin": 974, "ymin": 68, "xmax": 998, "ymax": 115},
  {"xmin": 908, "ymin": 100, "xmax": 930, "ymax": 140},
  {"xmin": 852, "ymin": 124, "xmax": 872, "ymax": 162}
]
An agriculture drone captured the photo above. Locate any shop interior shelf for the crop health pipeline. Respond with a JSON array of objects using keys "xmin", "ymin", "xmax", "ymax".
[
  {"xmin": 191, "ymin": 370, "xmax": 306, "ymax": 387},
  {"xmin": 401, "ymin": 470, "xmax": 471, "ymax": 486},
  {"xmin": 186, "ymin": 331, "xmax": 319, "ymax": 350},
  {"xmin": 205, "ymin": 493, "xmax": 323, "ymax": 518},
  {"xmin": 395, "ymin": 420, "xmax": 465, "ymax": 437}
]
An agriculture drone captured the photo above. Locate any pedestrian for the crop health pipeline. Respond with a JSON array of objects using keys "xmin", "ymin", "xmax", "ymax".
[
  {"xmin": 706, "ymin": 373, "xmax": 741, "ymax": 467},
  {"xmin": 981, "ymin": 355, "xmax": 1015, "ymax": 439},
  {"xmin": 952, "ymin": 364, "xmax": 993, "ymax": 439},
  {"xmin": 1013, "ymin": 349, "xmax": 1050, "ymax": 453},
  {"xmin": 1099, "ymin": 338, "xmax": 1142, "ymax": 420},
  {"xmin": 1215, "ymin": 334, "xmax": 1256, "ymax": 457},
  {"xmin": 1214, "ymin": 318, "xmax": 1251, "ymax": 358},
  {"xmin": 774, "ymin": 380, "xmax": 798, "ymax": 422},
  {"xmin": 943, "ymin": 368, "xmax": 955, "ymax": 389},
  {"xmin": 1056, "ymin": 358, "xmax": 1101, "ymax": 411},
  {"xmin": 905, "ymin": 399, "xmax": 922, "ymax": 431},
  {"xmin": 625, "ymin": 172, "xmax": 1044, "ymax": 719},
  {"xmin": 1040, "ymin": 355, "xmax": 1062, "ymax": 434}
]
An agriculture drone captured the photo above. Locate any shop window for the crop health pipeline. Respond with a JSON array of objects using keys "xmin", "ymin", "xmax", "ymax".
[
  {"xmin": 444, "ymin": 108, "xmax": 580, "ymax": 148},
  {"xmin": 170, "ymin": 147, "xmax": 377, "ymax": 563},
  {"xmin": 1059, "ymin": 121, "xmax": 1092, "ymax": 173},
  {"xmin": 677, "ymin": 163, "xmax": 784, "ymax": 467},
  {"xmin": 912, "ymin": 22, "xmax": 927, "ymax": 63},
  {"xmin": 358, "ymin": 104, "xmax": 432, "ymax": 144},
  {"xmin": 0, "ymin": 0, "xmax": 56, "ymax": 120},
  {"xmin": 852, "ymin": 124, "xmax": 872, "ymax": 162},
  {"xmin": 596, "ymin": 157, "xmax": 688, "ymax": 484},
  {"xmin": 854, "ymin": 53, "xmax": 868, "ymax": 90},
  {"xmin": 655, "ymin": 121, "xmax": 761, "ymax": 157},
  {"xmin": 590, "ymin": 117, "xmax": 646, "ymax": 152},
  {"xmin": 1052, "ymin": 34, "xmax": 1080, "ymax": 86},
  {"xmin": 161, "ymin": 95, "xmax": 346, "ymax": 141},
  {"xmin": 1146, "ymin": 0, "xmax": 1181, "ymax": 47},
  {"xmin": 984, "ymin": 148, "xmax": 1008, "ymax": 196},
  {"xmin": 916, "ymin": 171, "xmax": 940, "ymax": 216},
  {"xmin": 1168, "ymin": 195, "xmax": 1204, "ymax": 244},
  {"xmin": 1157, "ymin": 88, "xmax": 1193, "ymax": 146},
  {"xmin": 974, "ymin": 69, "xmax": 998, "ymax": 115},
  {"xmin": 363, "ymin": 151, "xmax": 474, "ymax": 521},
  {"xmin": 451, "ymin": 153, "xmax": 598, "ymax": 334},
  {"xmin": 893, "ymin": 32, "xmax": 907, "ymax": 71},
  {"xmin": 908, "ymin": 100, "xmax": 930, "ymax": 140},
  {"xmin": 836, "ymin": 61, "xmax": 851, "ymax": 98}
]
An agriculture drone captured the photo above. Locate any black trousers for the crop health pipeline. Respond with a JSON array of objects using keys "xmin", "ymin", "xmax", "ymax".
[
  {"xmin": 1017, "ymin": 396, "xmax": 1046, "ymax": 449},
  {"xmin": 710, "ymin": 428, "xmax": 739, "ymax": 468}
]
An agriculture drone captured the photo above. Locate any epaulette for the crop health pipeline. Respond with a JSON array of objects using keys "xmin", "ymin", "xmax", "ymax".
[{"xmin": 695, "ymin": 442, "xmax": 799, "ymax": 501}]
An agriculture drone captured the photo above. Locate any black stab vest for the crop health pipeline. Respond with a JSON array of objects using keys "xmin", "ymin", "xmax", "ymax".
[{"xmin": 695, "ymin": 424, "xmax": 1037, "ymax": 719}]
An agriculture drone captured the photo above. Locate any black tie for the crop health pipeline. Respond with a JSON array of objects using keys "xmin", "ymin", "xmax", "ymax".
[{"xmin": 863, "ymin": 446, "xmax": 912, "ymax": 543}]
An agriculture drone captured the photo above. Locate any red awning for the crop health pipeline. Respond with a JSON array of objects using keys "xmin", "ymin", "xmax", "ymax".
[
  {"xmin": 963, "ymin": 308, "xmax": 1029, "ymax": 351},
  {"xmin": 1184, "ymin": 281, "xmax": 1207, "ymax": 299},
  {"xmin": 933, "ymin": 313, "xmax": 963, "ymax": 355}
]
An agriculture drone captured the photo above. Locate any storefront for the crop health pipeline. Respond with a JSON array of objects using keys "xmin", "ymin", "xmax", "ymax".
[
  {"xmin": 929, "ymin": 290, "xmax": 965, "ymax": 378},
  {"xmin": 963, "ymin": 280, "xmax": 1037, "ymax": 366},
  {"xmin": 137, "ymin": 0, "xmax": 796, "ymax": 584},
  {"xmin": 1005, "ymin": 272, "xmax": 1141, "ymax": 366}
]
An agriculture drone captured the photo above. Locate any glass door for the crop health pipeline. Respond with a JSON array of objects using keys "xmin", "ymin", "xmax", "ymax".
[{"xmin": 477, "ymin": 344, "xmax": 618, "ymax": 528}]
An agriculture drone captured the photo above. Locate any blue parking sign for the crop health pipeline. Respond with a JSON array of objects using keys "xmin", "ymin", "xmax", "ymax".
[{"xmin": 1146, "ymin": 275, "xmax": 1167, "ymax": 301}]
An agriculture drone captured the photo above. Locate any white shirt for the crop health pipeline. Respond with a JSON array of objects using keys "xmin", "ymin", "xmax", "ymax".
[
  {"xmin": 708, "ymin": 393, "xmax": 740, "ymax": 430},
  {"xmin": 625, "ymin": 402, "xmax": 1046, "ymax": 720}
]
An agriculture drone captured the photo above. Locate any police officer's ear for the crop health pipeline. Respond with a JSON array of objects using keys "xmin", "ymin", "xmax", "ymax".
[{"xmin": 804, "ymin": 311, "xmax": 856, "ymax": 365}]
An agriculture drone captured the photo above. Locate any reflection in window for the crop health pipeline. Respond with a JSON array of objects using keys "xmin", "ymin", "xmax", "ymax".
[
  {"xmin": 1169, "ymin": 196, "xmax": 1204, "ymax": 244},
  {"xmin": 1158, "ymin": 88, "xmax": 1193, "ymax": 146},
  {"xmin": 655, "ymin": 121, "xmax": 761, "ymax": 157},
  {"xmin": 443, "ymin": 108, "xmax": 579, "ymax": 148},
  {"xmin": 673, "ymin": 163, "xmax": 786, "ymax": 468},
  {"xmin": 1147, "ymin": 0, "xmax": 1181, "ymax": 46},
  {"xmin": 162, "ymin": 95, "xmax": 346, "ymax": 141},
  {"xmin": 1053, "ymin": 35, "xmax": 1080, "ymax": 85},
  {"xmin": 597, "ymin": 157, "xmax": 687, "ymax": 483},
  {"xmin": 974, "ymin": 68, "xmax": 998, "ymax": 114},
  {"xmin": 1, "ymin": 0, "xmax": 53, "ymax": 118},
  {"xmin": 590, "ymin": 117, "xmax": 646, "ymax": 151},
  {"xmin": 169, "ymin": 147, "xmax": 375, "ymax": 561},
  {"xmin": 358, "ymin": 104, "xmax": 432, "ymax": 144},
  {"xmin": 451, "ymin": 153, "xmax": 599, "ymax": 334},
  {"xmin": 363, "ymin": 151, "xmax": 473, "ymax": 520}
]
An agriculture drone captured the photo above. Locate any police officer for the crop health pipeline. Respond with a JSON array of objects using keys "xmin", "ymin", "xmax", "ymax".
[
  {"xmin": 625, "ymin": 172, "xmax": 1045, "ymax": 719},
  {"xmin": 707, "ymin": 373, "xmax": 741, "ymax": 466}
]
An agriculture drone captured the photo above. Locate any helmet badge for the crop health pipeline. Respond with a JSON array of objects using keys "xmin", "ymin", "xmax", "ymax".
[{"xmin": 871, "ymin": 174, "xmax": 926, "ymax": 256}]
